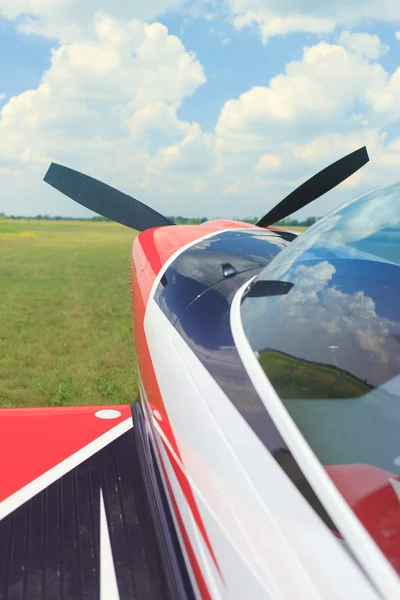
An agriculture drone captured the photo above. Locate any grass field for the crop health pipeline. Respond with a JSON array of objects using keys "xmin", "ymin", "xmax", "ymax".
[
  {"xmin": 0, "ymin": 219, "xmax": 138, "ymax": 408},
  {"xmin": 259, "ymin": 349, "xmax": 370, "ymax": 399},
  {"xmin": 278, "ymin": 226, "xmax": 307, "ymax": 233}
]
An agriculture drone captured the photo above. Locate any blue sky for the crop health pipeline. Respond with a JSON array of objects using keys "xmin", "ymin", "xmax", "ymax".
[
  {"xmin": 0, "ymin": 19, "xmax": 54, "ymax": 98},
  {"xmin": 0, "ymin": 2, "xmax": 399, "ymax": 219},
  {"xmin": 164, "ymin": 13, "xmax": 307, "ymax": 129}
]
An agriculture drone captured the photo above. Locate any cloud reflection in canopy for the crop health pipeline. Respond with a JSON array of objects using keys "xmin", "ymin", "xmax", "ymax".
[{"xmin": 242, "ymin": 181, "xmax": 400, "ymax": 393}]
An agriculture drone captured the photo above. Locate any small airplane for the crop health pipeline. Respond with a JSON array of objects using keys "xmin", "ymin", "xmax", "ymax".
[{"xmin": 1, "ymin": 146, "xmax": 400, "ymax": 600}]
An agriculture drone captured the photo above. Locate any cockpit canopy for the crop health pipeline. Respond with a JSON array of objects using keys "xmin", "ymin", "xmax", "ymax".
[
  {"xmin": 241, "ymin": 181, "xmax": 400, "ymax": 574},
  {"xmin": 242, "ymin": 180, "xmax": 400, "ymax": 397}
]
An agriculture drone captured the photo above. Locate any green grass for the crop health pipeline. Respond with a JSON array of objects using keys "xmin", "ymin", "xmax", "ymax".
[
  {"xmin": 0, "ymin": 219, "xmax": 138, "ymax": 408},
  {"xmin": 259, "ymin": 349, "xmax": 370, "ymax": 399}
]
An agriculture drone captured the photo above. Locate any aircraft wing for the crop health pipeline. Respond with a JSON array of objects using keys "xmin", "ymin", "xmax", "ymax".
[{"xmin": 0, "ymin": 404, "xmax": 188, "ymax": 600}]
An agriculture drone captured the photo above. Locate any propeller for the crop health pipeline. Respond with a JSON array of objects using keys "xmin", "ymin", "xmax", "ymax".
[
  {"xmin": 256, "ymin": 146, "xmax": 369, "ymax": 228},
  {"xmin": 43, "ymin": 163, "xmax": 174, "ymax": 231}
]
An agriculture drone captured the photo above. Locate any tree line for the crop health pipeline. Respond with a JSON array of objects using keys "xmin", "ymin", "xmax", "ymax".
[
  {"xmin": 0, "ymin": 213, "xmax": 110, "ymax": 221},
  {"xmin": 0, "ymin": 213, "xmax": 319, "ymax": 227},
  {"xmin": 167, "ymin": 216, "xmax": 319, "ymax": 226}
]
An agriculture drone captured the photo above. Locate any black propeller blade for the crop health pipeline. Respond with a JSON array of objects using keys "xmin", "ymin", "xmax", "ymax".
[
  {"xmin": 256, "ymin": 146, "xmax": 369, "ymax": 228},
  {"xmin": 44, "ymin": 163, "xmax": 174, "ymax": 231}
]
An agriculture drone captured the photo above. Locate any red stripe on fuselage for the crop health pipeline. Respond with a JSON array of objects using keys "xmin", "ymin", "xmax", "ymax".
[
  {"xmin": 153, "ymin": 411, "xmax": 223, "ymax": 579},
  {"xmin": 131, "ymin": 222, "xmax": 250, "ymax": 587},
  {"xmin": 154, "ymin": 434, "xmax": 213, "ymax": 600},
  {"xmin": 132, "ymin": 286, "xmax": 223, "ymax": 578}
]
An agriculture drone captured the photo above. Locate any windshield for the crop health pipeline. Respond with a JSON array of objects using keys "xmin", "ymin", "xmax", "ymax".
[{"xmin": 241, "ymin": 181, "xmax": 400, "ymax": 574}]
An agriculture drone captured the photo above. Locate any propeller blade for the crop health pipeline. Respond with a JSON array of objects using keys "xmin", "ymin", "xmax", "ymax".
[
  {"xmin": 256, "ymin": 146, "xmax": 369, "ymax": 228},
  {"xmin": 44, "ymin": 163, "xmax": 174, "ymax": 231}
]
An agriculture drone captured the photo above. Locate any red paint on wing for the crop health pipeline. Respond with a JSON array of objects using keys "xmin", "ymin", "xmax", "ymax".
[{"xmin": 0, "ymin": 405, "xmax": 131, "ymax": 503}]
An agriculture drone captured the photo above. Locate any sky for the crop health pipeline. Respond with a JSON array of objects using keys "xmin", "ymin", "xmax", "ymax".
[{"xmin": 0, "ymin": 1, "xmax": 399, "ymax": 220}]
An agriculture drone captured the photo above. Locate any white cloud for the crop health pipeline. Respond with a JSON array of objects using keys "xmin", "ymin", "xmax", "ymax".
[
  {"xmin": 216, "ymin": 41, "xmax": 400, "ymax": 142},
  {"xmin": 338, "ymin": 30, "xmax": 389, "ymax": 59},
  {"xmin": 243, "ymin": 257, "xmax": 400, "ymax": 386},
  {"xmin": 290, "ymin": 130, "xmax": 386, "ymax": 165},
  {"xmin": 0, "ymin": 0, "xmax": 190, "ymax": 42},
  {"xmin": 254, "ymin": 154, "xmax": 281, "ymax": 171},
  {"xmin": 0, "ymin": 166, "xmax": 18, "ymax": 176},
  {"xmin": 232, "ymin": 10, "xmax": 335, "ymax": 43},
  {"xmin": 208, "ymin": 27, "xmax": 231, "ymax": 44},
  {"xmin": 227, "ymin": 0, "xmax": 400, "ymax": 42},
  {"xmin": 140, "ymin": 123, "xmax": 214, "ymax": 196},
  {"xmin": 284, "ymin": 260, "xmax": 398, "ymax": 376}
]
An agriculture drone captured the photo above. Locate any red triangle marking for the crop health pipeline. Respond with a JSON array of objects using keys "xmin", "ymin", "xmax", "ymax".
[{"xmin": 0, "ymin": 405, "xmax": 131, "ymax": 503}]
